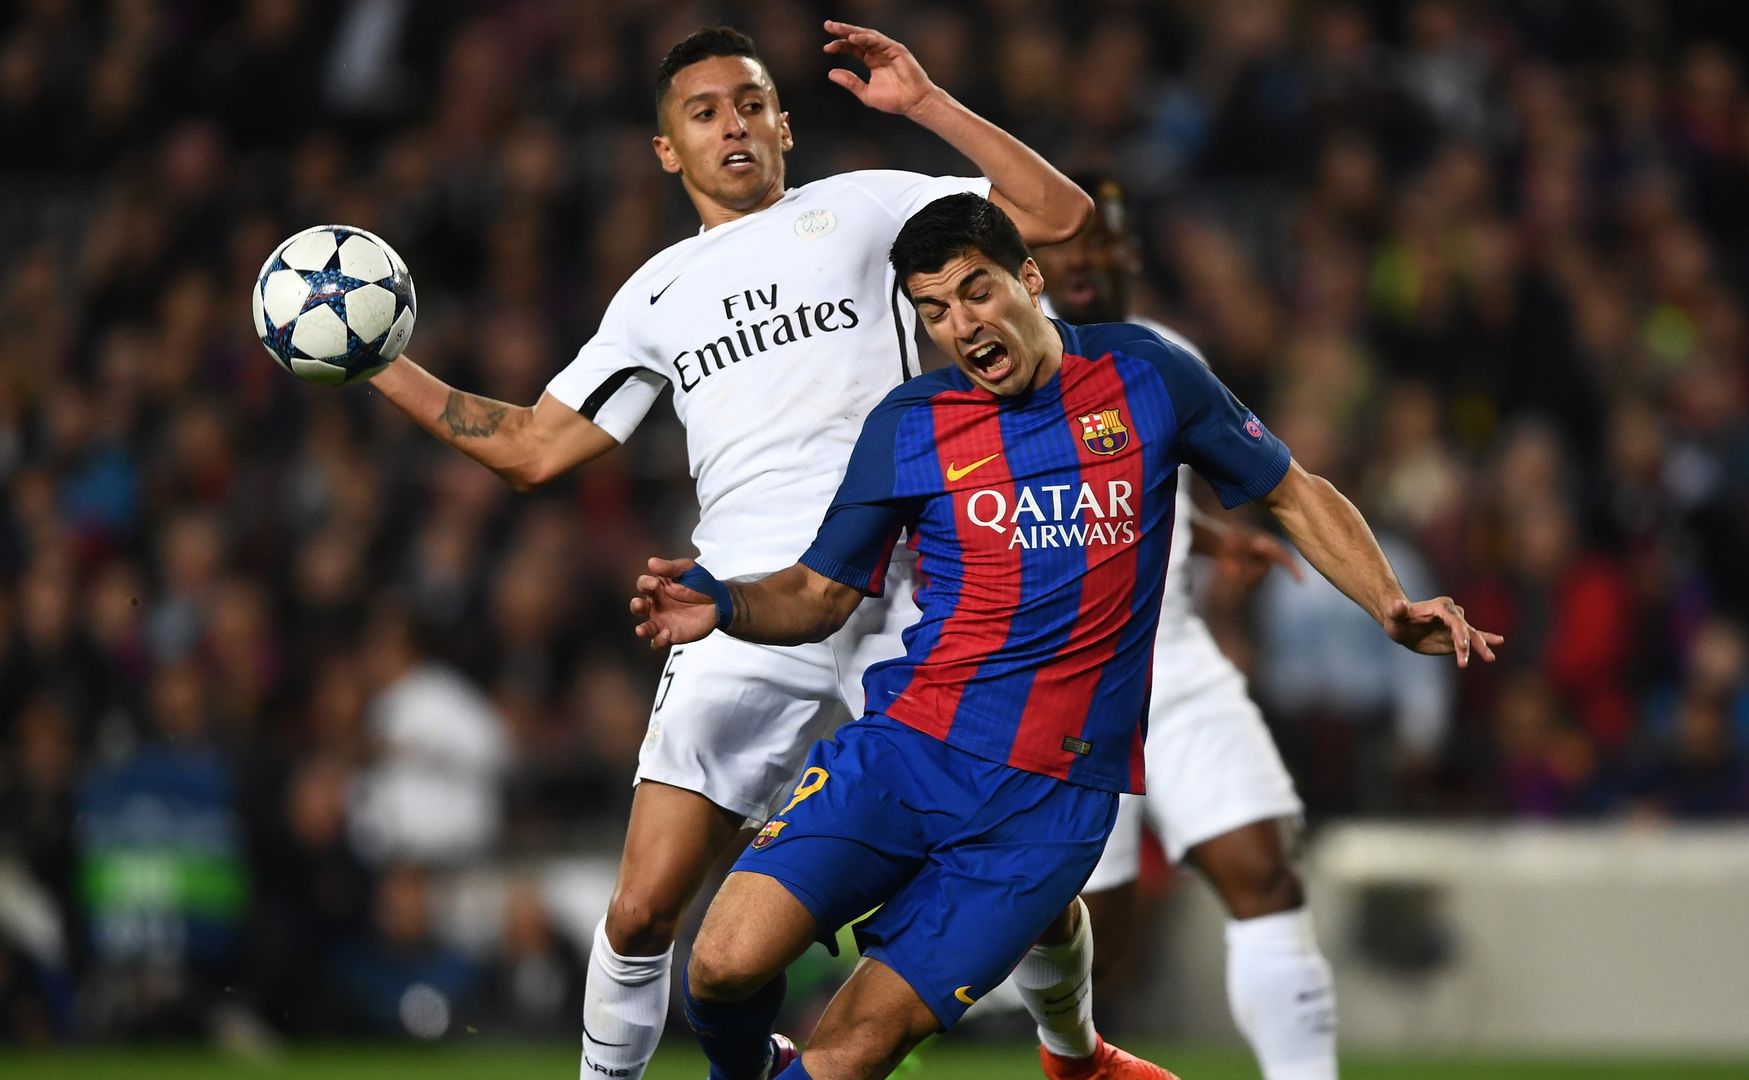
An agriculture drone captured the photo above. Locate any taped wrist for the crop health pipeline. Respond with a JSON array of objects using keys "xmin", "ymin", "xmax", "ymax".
[{"xmin": 676, "ymin": 564, "xmax": 734, "ymax": 631}]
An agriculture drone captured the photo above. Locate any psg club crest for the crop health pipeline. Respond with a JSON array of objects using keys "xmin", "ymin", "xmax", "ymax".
[
  {"xmin": 1078, "ymin": 409, "xmax": 1130, "ymax": 456},
  {"xmin": 794, "ymin": 208, "xmax": 837, "ymax": 239},
  {"xmin": 1244, "ymin": 412, "xmax": 1264, "ymax": 439}
]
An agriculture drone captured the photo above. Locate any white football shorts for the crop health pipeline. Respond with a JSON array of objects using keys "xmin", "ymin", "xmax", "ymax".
[
  {"xmin": 1083, "ymin": 627, "xmax": 1302, "ymax": 893},
  {"xmin": 634, "ymin": 557, "xmax": 920, "ymax": 825}
]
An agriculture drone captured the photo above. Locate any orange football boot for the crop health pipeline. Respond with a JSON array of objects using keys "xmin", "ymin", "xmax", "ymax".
[{"xmin": 1039, "ymin": 1037, "xmax": 1182, "ymax": 1080}]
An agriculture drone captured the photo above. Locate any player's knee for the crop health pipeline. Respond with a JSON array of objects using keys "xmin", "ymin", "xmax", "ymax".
[
  {"xmin": 685, "ymin": 934, "xmax": 768, "ymax": 1003},
  {"xmin": 605, "ymin": 890, "xmax": 684, "ymax": 956},
  {"xmin": 1222, "ymin": 859, "xmax": 1304, "ymax": 921}
]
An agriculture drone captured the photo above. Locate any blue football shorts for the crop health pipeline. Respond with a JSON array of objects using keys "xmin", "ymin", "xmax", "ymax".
[{"xmin": 731, "ymin": 714, "xmax": 1118, "ymax": 1029}]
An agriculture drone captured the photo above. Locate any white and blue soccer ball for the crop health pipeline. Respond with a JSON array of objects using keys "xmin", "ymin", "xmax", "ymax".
[{"xmin": 252, "ymin": 224, "xmax": 416, "ymax": 386}]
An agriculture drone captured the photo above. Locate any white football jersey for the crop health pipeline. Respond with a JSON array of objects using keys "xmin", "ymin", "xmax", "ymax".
[{"xmin": 547, "ymin": 171, "xmax": 990, "ymax": 579}]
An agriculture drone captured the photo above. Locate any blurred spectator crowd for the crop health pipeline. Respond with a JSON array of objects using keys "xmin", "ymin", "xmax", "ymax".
[{"xmin": 3, "ymin": 0, "xmax": 1749, "ymax": 1047}]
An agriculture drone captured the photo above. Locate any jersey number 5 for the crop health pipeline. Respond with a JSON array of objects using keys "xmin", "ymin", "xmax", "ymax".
[{"xmin": 653, "ymin": 648, "xmax": 685, "ymax": 712}]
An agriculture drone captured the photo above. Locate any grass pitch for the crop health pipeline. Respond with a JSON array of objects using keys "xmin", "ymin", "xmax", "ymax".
[{"xmin": 5, "ymin": 1042, "xmax": 1747, "ymax": 1079}]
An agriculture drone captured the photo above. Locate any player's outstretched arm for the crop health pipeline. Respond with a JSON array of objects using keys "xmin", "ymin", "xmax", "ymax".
[
  {"xmin": 632, "ymin": 559, "xmax": 864, "ymax": 649},
  {"xmin": 369, "ymin": 355, "xmax": 617, "ymax": 492},
  {"xmin": 822, "ymin": 19, "xmax": 1091, "ymax": 245},
  {"xmin": 1258, "ymin": 460, "xmax": 1503, "ymax": 668}
]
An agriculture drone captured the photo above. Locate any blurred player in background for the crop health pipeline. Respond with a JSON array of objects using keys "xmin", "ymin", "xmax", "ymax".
[
  {"xmin": 1033, "ymin": 175, "xmax": 1340, "ymax": 1080},
  {"xmin": 363, "ymin": 22, "xmax": 1094, "ymax": 1080},
  {"xmin": 631, "ymin": 193, "xmax": 1499, "ymax": 1080}
]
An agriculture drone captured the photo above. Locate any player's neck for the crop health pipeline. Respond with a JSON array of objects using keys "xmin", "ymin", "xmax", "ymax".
[
  {"xmin": 1075, "ymin": 301, "xmax": 1125, "ymax": 324},
  {"xmin": 1029, "ymin": 339, "xmax": 1065, "ymax": 392},
  {"xmin": 690, "ymin": 178, "xmax": 789, "ymax": 231},
  {"xmin": 1008, "ymin": 325, "xmax": 1066, "ymax": 395}
]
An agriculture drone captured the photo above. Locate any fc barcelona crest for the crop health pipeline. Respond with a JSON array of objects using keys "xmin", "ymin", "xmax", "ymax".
[
  {"xmin": 751, "ymin": 820, "xmax": 789, "ymax": 849},
  {"xmin": 1078, "ymin": 409, "xmax": 1130, "ymax": 455}
]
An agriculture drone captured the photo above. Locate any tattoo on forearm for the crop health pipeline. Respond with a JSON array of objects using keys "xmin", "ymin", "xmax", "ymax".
[
  {"xmin": 439, "ymin": 390, "xmax": 509, "ymax": 438},
  {"xmin": 726, "ymin": 582, "xmax": 752, "ymax": 630}
]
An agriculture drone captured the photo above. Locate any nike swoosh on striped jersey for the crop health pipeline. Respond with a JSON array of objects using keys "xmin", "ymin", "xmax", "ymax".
[{"xmin": 945, "ymin": 453, "xmax": 1000, "ymax": 482}]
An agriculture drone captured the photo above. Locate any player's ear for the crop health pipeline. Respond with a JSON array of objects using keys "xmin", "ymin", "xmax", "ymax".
[
  {"xmin": 1020, "ymin": 258, "xmax": 1045, "ymax": 303},
  {"xmin": 779, "ymin": 111, "xmax": 793, "ymax": 152},
  {"xmin": 652, "ymin": 133, "xmax": 682, "ymax": 175}
]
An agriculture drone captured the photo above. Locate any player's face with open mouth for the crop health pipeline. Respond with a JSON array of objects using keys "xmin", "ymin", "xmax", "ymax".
[
  {"xmin": 909, "ymin": 252, "xmax": 1061, "ymax": 397},
  {"xmin": 654, "ymin": 56, "xmax": 793, "ymax": 215},
  {"xmin": 1035, "ymin": 208, "xmax": 1134, "ymax": 324}
]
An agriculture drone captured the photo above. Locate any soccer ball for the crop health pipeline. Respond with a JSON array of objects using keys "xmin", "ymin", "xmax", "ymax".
[{"xmin": 252, "ymin": 224, "xmax": 416, "ymax": 386}]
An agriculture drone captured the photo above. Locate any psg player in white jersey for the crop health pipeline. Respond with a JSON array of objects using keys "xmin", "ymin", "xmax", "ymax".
[
  {"xmin": 364, "ymin": 22, "xmax": 1126, "ymax": 1080},
  {"xmin": 1021, "ymin": 175, "xmax": 1339, "ymax": 1080}
]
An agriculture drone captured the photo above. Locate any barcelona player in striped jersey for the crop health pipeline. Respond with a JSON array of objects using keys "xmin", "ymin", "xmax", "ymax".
[{"xmin": 631, "ymin": 194, "xmax": 1501, "ymax": 1080}]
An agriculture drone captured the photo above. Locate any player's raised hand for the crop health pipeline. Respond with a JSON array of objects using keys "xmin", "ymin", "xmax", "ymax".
[
  {"xmin": 1382, "ymin": 597, "xmax": 1504, "ymax": 668},
  {"xmin": 822, "ymin": 20, "xmax": 938, "ymax": 116},
  {"xmin": 631, "ymin": 557, "xmax": 719, "ymax": 649}
]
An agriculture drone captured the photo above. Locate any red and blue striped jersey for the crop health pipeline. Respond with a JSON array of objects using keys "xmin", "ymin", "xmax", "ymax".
[{"xmin": 801, "ymin": 320, "xmax": 1291, "ymax": 792}]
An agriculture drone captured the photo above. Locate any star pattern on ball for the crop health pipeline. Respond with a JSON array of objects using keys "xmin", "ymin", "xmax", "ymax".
[{"xmin": 253, "ymin": 225, "xmax": 417, "ymax": 386}]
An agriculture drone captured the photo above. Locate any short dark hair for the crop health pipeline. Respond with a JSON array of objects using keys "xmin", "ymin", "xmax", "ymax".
[
  {"xmin": 1070, "ymin": 171, "xmax": 1127, "ymax": 208},
  {"xmin": 656, "ymin": 27, "xmax": 765, "ymax": 114},
  {"xmin": 1069, "ymin": 171, "xmax": 1131, "ymax": 232},
  {"xmin": 889, "ymin": 194, "xmax": 1033, "ymax": 297}
]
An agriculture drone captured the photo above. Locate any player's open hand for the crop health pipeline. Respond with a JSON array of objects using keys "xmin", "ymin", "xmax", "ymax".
[
  {"xmin": 1383, "ymin": 597, "xmax": 1503, "ymax": 668},
  {"xmin": 823, "ymin": 20, "xmax": 938, "ymax": 116},
  {"xmin": 1216, "ymin": 524, "xmax": 1306, "ymax": 591},
  {"xmin": 631, "ymin": 557, "xmax": 718, "ymax": 649}
]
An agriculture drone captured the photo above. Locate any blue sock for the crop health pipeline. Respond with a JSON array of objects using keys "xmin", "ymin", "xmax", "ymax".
[
  {"xmin": 774, "ymin": 1059, "xmax": 814, "ymax": 1080},
  {"xmin": 682, "ymin": 966, "xmax": 788, "ymax": 1080}
]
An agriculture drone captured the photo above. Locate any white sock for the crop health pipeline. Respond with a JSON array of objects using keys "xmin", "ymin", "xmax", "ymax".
[
  {"xmin": 1225, "ymin": 908, "xmax": 1338, "ymax": 1080},
  {"xmin": 580, "ymin": 918, "xmax": 673, "ymax": 1080},
  {"xmin": 1014, "ymin": 896, "xmax": 1099, "ymax": 1059}
]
